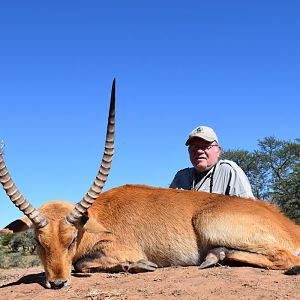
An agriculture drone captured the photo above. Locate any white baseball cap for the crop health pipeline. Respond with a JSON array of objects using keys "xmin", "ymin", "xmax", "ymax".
[{"xmin": 185, "ymin": 126, "xmax": 219, "ymax": 145}]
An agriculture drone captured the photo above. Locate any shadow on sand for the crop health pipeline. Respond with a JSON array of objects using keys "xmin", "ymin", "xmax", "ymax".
[
  {"xmin": 0, "ymin": 272, "xmax": 45, "ymax": 288},
  {"xmin": 0, "ymin": 271, "xmax": 93, "ymax": 289}
]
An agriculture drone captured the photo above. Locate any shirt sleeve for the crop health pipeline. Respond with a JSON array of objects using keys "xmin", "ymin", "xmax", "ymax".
[
  {"xmin": 218, "ymin": 162, "xmax": 255, "ymax": 199},
  {"xmin": 169, "ymin": 168, "xmax": 193, "ymax": 190}
]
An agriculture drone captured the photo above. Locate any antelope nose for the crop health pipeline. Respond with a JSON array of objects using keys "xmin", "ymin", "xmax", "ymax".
[{"xmin": 49, "ymin": 279, "xmax": 68, "ymax": 289}]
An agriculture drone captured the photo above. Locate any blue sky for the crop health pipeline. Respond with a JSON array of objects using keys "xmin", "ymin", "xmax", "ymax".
[{"xmin": 0, "ymin": 1, "xmax": 299, "ymax": 228}]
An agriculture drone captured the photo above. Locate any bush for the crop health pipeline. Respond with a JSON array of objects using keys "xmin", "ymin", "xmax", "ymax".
[
  {"xmin": 0, "ymin": 251, "xmax": 41, "ymax": 269},
  {"xmin": 0, "ymin": 231, "xmax": 40, "ymax": 269},
  {"xmin": 0, "ymin": 231, "xmax": 36, "ymax": 254}
]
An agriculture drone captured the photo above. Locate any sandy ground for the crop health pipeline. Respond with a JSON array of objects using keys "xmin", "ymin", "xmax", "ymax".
[{"xmin": 0, "ymin": 265, "xmax": 299, "ymax": 300}]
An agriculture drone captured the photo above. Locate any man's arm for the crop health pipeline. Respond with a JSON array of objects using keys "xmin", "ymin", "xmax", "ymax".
[
  {"xmin": 219, "ymin": 161, "xmax": 255, "ymax": 199},
  {"xmin": 169, "ymin": 168, "xmax": 193, "ymax": 190}
]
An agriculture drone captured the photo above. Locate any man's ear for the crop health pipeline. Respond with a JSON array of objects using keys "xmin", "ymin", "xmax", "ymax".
[
  {"xmin": 79, "ymin": 214, "xmax": 112, "ymax": 236},
  {"xmin": 1, "ymin": 216, "xmax": 32, "ymax": 234}
]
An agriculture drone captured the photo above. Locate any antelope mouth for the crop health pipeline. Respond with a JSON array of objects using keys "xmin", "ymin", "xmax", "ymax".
[{"xmin": 45, "ymin": 278, "xmax": 71, "ymax": 289}]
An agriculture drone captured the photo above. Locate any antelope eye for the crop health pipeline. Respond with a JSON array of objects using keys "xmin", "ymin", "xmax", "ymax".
[{"xmin": 68, "ymin": 236, "xmax": 77, "ymax": 250}]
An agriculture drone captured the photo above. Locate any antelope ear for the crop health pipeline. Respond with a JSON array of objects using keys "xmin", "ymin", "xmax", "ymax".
[
  {"xmin": 80, "ymin": 215, "xmax": 112, "ymax": 236},
  {"xmin": 2, "ymin": 216, "xmax": 32, "ymax": 233}
]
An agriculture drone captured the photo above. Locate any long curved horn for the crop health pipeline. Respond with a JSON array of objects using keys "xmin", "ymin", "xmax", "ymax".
[
  {"xmin": 66, "ymin": 79, "xmax": 116, "ymax": 226},
  {"xmin": 0, "ymin": 143, "xmax": 48, "ymax": 228}
]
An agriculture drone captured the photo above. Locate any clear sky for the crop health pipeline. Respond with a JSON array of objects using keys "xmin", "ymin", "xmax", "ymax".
[{"xmin": 0, "ymin": 1, "xmax": 299, "ymax": 228}]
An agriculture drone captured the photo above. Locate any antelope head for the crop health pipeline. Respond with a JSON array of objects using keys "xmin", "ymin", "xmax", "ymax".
[{"xmin": 0, "ymin": 79, "xmax": 115, "ymax": 289}]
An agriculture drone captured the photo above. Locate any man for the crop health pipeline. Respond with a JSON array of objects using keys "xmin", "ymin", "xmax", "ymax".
[{"xmin": 170, "ymin": 126, "xmax": 255, "ymax": 198}]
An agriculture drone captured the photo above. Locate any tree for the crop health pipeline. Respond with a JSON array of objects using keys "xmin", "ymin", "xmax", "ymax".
[
  {"xmin": 221, "ymin": 137, "xmax": 300, "ymax": 224},
  {"xmin": 256, "ymin": 137, "xmax": 300, "ymax": 222},
  {"xmin": 0, "ymin": 233, "xmax": 13, "ymax": 248},
  {"xmin": 0, "ymin": 231, "xmax": 36, "ymax": 254}
]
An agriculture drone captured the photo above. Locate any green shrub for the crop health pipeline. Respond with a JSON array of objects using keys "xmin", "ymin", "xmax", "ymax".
[
  {"xmin": 0, "ymin": 231, "xmax": 40, "ymax": 268},
  {"xmin": 0, "ymin": 251, "xmax": 41, "ymax": 269}
]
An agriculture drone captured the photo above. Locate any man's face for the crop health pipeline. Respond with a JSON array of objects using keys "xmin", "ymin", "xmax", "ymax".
[{"xmin": 188, "ymin": 138, "xmax": 221, "ymax": 172}]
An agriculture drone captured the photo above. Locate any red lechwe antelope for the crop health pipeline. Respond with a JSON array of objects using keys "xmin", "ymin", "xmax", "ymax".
[{"xmin": 1, "ymin": 79, "xmax": 300, "ymax": 289}]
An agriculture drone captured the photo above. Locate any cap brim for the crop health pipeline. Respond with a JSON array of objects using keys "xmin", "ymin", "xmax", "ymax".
[{"xmin": 185, "ymin": 136, "xmax": 216, "ymax": 146}]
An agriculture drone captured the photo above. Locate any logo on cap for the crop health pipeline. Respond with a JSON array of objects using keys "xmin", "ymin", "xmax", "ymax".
[{"xmin": 194, "ymin": 127, "xmax": 204, "ymax": 134}]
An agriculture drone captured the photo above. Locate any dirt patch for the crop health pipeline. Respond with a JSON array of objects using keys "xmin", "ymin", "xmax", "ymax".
[{"xmin": 0, "ymin": 266, "xmax": 299, "ymax": 299}]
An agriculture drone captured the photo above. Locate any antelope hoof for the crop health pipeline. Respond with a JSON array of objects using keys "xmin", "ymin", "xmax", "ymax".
[
  {"xmin": 199, "ymin": 247, "xmax": 228, "ymax": 269},
  {"xmin": 123, "ymin": 259, "xmax": 158, "ymax": 273},
  {"xmin": 285, "ymin": 266, "xmax": 300, "ymax": 275}
]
